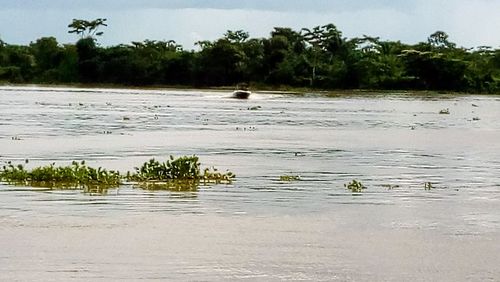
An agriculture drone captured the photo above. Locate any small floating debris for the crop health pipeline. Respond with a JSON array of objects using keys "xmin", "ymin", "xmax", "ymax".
[
  {"xmin": 345, "ymin": 180, "xmax": 367, "ymax": 193},
  {"xmin": 424, "ymin": 182, "xmax": 433, "ymax": 190},
  {"xmin": 472, "ymin": 117, "xmax": 480, "ymax": 121},
  {"xmin": 472, "ymin": 103, "xmax": 478, "ymax": 107},
  {"xmin": 279, "ymin": 175, "xmax": 301, "ymax": 182},
  {"xmin": 11, "ymin": 136, "xmax": 22, "ymax": 141},
  {"xmin": 248, "ymin": 106, "xmax": 261, "ymax": 111},
  {"xmin": 236, "ymin": 126, "xmax": 257, "ymax": 131},
  {"xmin": 381, "ymin": 184, "xmax": 400, "ymax": 190},
  {"xmin": 439, "ymin": 108, "xmax": 450, "ymax": 114},
  {"xmin": 122, "ymin": 117, "xmax": 130, "ymax": 121}
]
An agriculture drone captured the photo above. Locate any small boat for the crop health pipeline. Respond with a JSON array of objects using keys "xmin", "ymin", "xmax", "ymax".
[{"xmin": 231, "ymin": 90, "xmax": 251, "ymax": 99}]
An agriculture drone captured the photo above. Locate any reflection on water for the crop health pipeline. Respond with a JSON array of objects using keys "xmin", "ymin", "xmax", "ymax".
[{"xmin": 0, "ymin": 86, "xmax": 499, "ymax": 281}]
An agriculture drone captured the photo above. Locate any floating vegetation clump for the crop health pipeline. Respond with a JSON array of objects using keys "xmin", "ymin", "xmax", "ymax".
[
  {"xmin": 424, "ymin": 182, "xmax": 433, "ymax": 190},
  {"xmin": 344, "ymin": 180, "xmax": 367, "ymax": 193},
  {"xmin": 0, "ymin": 156, "xmax": 235, "ymax": 193},
  {"xmin": 127, "ymin": 156, "xmax": 235, "ymax": 191},
  {"xmin": 279, "ymin": 175, "xmax": 301, "ymax": 182},
  {"xmin": 0, "ymin": 161, "xmax": 121, "ymax": 189}
]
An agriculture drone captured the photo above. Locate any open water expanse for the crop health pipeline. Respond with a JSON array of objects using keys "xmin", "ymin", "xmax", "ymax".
[{"xmin": 0, "ymin": 86, "xmax": 499, "ymax": 281}]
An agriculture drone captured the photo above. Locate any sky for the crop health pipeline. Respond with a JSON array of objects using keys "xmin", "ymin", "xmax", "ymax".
[{"xmin": 0, "ymin": 0, "xmax": 499, "ymax": 49}]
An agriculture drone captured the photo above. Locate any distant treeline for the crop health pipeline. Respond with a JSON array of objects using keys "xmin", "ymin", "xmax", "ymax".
[{"xmin": 1, "ymin": 20, "xmax": 499, "ymax": 93}]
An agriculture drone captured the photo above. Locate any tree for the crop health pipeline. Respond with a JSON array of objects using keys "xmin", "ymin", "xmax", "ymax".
[
  {"xmin": 428, "ymin": 31, "xmax": 455, "ymax": 49},
  {"xmin": 0, "ymin": 38, "xmax": 7, "ymax": 66},
  {"xmin": 224, "ymin": 30, "xmax": 249, "ymax": 44},
  {"xmin": 262, "ymin": 27, "xmax": 305, "ymax": 85},
  {"xmin": 352, "ymin": 36, "xmax": 407, "ymax": 88},
  {"xmin": 30, "ymin": 37, "xmax": 62, "ymax": 72},
  {"xmin": 302, "ymin": 24, "xmax": 345, "ymax": 87},
  {"xmin": 196, "ymin": 38, "xmax": 245, "ymax": 86},
  {"xmin": 68, "ymin": 18, "xmax": 108, "ymax": 39},
  {"xmin": 76, "ymin": 37, "xmax": 100, "ymax": 82}
]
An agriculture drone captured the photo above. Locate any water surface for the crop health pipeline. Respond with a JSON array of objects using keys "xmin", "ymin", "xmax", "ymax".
[{"xmin": 0, "ymin": 86, "xmax": 499, "ymax": 281}]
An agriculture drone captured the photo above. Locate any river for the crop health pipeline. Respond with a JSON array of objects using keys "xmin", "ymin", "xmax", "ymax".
[{"xmin": 0, "ymin": 86, "xmax": 499, "ymax": 281}]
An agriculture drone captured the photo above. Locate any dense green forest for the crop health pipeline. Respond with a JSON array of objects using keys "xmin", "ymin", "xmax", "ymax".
[{"xmin": 1, "ymin": 19, "xmax": 499, "ymax": 93}]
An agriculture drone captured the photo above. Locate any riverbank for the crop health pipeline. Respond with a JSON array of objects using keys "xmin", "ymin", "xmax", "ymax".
[{"xmin": 2, "ymin": 82, "xmax": 497, "ymax": 96}]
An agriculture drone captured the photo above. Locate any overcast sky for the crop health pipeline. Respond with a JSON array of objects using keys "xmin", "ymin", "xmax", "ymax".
[{"xmin": 1, "ymin": 0, "xmax": 499, "ymax": 49}]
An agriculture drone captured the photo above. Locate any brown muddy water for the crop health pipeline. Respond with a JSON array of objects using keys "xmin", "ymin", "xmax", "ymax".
[{"xmin": 0, "ymin": 86, "xmax": 499, "ymax": 281}]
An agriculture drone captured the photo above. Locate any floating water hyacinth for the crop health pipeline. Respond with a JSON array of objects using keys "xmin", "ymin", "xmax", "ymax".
[
  {"xmin": 344, "ymin": 180, "xmax": 367, "ymax": 193},
  {"xmin": 0, "ymin": 156, "xmax": 235, "ymax": 192},
  {"xmin": 126, "ymin": 156, "xmax": 235, "ymax": 190},
  {"xmin": 128, "ymin": 156, "xmax": 233, "ymax": 182},
  {"xmin": 0, "ymin": 161, "xmax": 121, "ymax": 189}
]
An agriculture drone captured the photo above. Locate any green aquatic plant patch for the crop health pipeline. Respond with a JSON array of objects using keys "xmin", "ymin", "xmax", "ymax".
[
  {"xmin": 0, "ymin": 161, "xmax": 121, "ymax": 189},
  {"xmin": 345, "ymin": 180, "xmax": 367, "ymax": 193},
  {"xmin": 128, "ymin": 156, "xmax": 235, "ymax": 186},
  {"xmin": 0, "ymin": 156, "xmax": 235, "ymax": 192}
]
